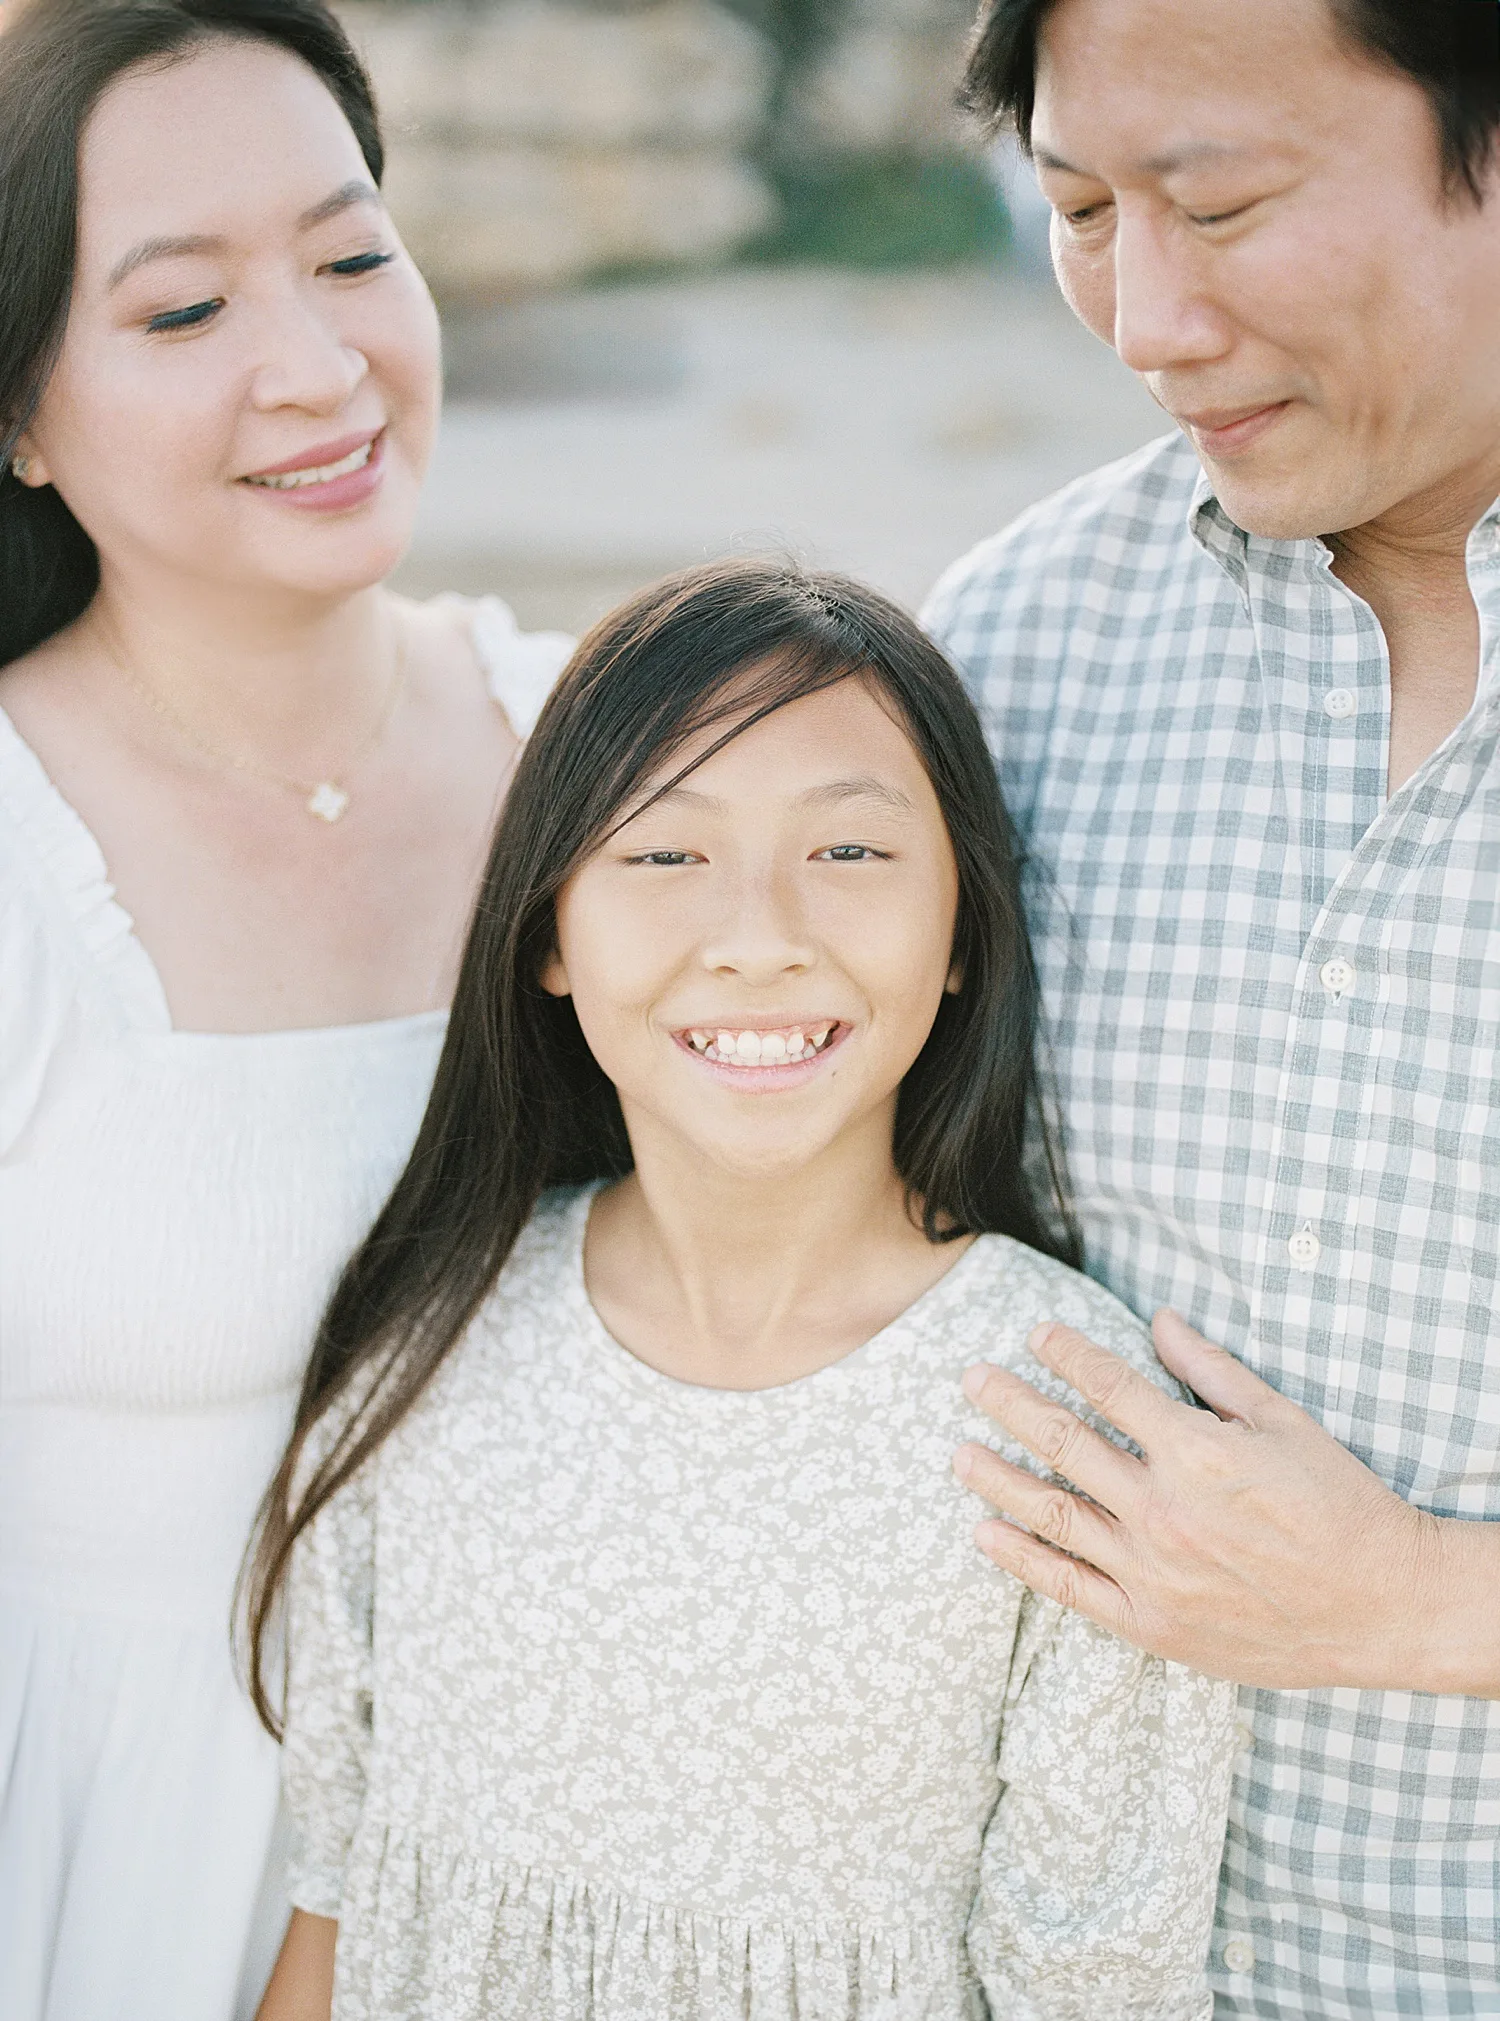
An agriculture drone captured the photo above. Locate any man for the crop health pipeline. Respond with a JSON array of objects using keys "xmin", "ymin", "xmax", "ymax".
[{"xmin": 922, "ymin": 1, "xmax": 1500, "ymax": 2012}]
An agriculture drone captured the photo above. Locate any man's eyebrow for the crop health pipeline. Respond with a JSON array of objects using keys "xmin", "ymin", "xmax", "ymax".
[
  {"xmin": 106, "ymin": 182, "xmax": 380, "ymax": 290},
  {"xmin": 108, "ymin": 233, "xmax": 224, "ymax": 290},
  {"xmin": 297, "ymin": 179, "xmax": 381, "ymax": 231},
  {"xmin": 1033, "ymin": 140, "xmax": 1250, "ymax": 177}
]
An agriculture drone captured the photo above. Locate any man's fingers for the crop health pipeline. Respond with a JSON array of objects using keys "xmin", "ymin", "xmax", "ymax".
[
  {"xmin": 1026, "ymin": 1323, "xmax": 1182, "ymax": 1444},
  {"xmin": 971, "ymin": 1518, "xmax": 1136, "ymax": 1639},
  {"xmin": 954, "ymin": 1443, "xmax": 1127, "ymax": 1574},
  {"xmin": 1151, "ymin": 1309, "xmax": 1286, "ymax": 1426},
  {"xmin": 961, "ymin": 1361, "xmax": 1145, "ymax": 1511}
]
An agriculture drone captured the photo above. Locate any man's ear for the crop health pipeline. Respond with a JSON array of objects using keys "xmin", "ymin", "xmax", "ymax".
[{"xmin": 539, "ymin": 949, "xmax": 571, "ymax": 998}]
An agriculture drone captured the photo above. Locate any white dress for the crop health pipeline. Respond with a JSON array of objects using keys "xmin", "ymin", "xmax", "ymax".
[
  {"xmin": 284, "ymin": 1188, "xmax": 1238, "ymax": 2021},
  {"xmin": 0, "ymin": 599, "xmax": 571, "ymax": 2021}
]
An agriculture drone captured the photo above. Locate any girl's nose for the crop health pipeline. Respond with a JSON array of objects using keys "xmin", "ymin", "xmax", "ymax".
[{"xmin": 699, "ymin": 878, "xmax": 817, "ymax": 986}]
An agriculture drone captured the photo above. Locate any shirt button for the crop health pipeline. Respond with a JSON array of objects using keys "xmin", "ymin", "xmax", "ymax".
[
  {"xmin": 1324, "ymin": 687, "xmax": 1357, "ymax": 719},
  {"xmin": 1223, "ymin": 1938, "xmax": 1256, "ymax": 1974},
  {"xmin": 1319, "ymin": 957, "xmax": 1356, "ymax": 999},
  {"xmin": 1287, "ymin": 1223, "xmax": 1321, "ymax": 1269}
]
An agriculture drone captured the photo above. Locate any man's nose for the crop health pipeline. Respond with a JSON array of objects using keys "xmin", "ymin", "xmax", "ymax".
[{"xmin": 1111, "ymin": 211, "xmax": 1231, "ymax": 377}]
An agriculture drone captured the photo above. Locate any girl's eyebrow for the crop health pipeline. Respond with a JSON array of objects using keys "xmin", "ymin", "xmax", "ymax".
[{"xmin": 633, "ymin": 776, "xmax": 915, "ymax": 818}]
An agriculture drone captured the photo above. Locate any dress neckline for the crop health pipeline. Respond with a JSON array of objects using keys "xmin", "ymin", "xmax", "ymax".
[
  {"xmin": 558, "ymin": 1185, "xmax": 990, "ymax": 1405},
  {"xmin": 0, "ymin": 597, "xmax": 542, "ymax": 1044}
]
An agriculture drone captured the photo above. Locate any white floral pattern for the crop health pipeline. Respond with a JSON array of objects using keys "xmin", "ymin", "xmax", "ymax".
[{"xmin": 284, "ymin": 1188, "xmax": 1236, "ymax": 2020}]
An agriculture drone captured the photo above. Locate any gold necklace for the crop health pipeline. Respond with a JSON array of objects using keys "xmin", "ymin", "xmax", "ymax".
[{"xmin": 114, "ymin": 627, "xmax": 408, "ymax": 824}]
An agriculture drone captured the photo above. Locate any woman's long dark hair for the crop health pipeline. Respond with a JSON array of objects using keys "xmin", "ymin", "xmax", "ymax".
[
  {"xmin": 243, "ymin": 559, "xmax": 1077, "ymax": 1733},
  {"xmin": 0, "ymin": 0, "xmax": 383, "ymax": 669}
]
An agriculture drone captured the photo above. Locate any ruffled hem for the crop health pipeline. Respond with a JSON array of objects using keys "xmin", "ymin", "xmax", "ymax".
[
  {"xmin": 0, "ymin": 707, "xmax": 170, "ymax": 1030},
  {"xmin": 320, "ymin": 1826, "xmax": 980, "ymax": 2021}
]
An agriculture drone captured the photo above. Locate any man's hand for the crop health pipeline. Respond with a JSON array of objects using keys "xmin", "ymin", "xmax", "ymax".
[{"xmin": 954, "ymin": 1311, "xmax": 1500, "ymax": 1697}]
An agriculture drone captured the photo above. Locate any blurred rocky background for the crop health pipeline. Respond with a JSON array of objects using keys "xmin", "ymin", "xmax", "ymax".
[{"xmin": 336, "ymin": 0, "xmax": 1165, "ymax": 630}]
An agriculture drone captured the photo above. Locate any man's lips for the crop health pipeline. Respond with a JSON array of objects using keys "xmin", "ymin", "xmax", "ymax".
[{"xmin": 1176, "ymin": 402, "xmax": 1292, "ymax": 455}]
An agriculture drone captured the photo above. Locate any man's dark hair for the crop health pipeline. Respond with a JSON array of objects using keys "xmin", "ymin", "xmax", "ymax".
[{"xmin": 964, "ymin": 0, "xmax": 1500, "ymax": 202}]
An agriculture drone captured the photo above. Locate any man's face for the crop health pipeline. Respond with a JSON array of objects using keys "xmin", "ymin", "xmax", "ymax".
[{"xmin": 1032, "ymin": 0, "xmax": 1500, "ymax": 540}]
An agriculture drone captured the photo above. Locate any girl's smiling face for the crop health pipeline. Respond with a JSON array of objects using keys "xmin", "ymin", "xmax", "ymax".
[
  {"xmin": 16, "ymin": 35, "xmax": 441, "ymax": 601},
  {"xmin": 543, "ymin": 676, "xmax": 962, "ymax": 1183}
]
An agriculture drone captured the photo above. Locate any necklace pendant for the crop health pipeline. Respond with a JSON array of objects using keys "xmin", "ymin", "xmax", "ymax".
[{"xmin": 307, "ymin": 781, "xmax": 350, "ymax": 823}]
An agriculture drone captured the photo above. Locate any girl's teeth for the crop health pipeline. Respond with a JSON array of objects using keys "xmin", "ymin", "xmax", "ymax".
[
  {"xmin": 687, "ymin": 1025, "xmax": 838, "ymax": 1065},
  {"xmin": 247, "ymin": 439, "xmax": 374, "ymax": 490}
]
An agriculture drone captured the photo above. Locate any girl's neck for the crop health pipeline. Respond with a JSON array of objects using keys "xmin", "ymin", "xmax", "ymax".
[
  {"xmin": 78, "ymin": 569, "xmax": 397, "ymax": 765},
  {"xmin": 583, "ymin": 1111, "xmax": 974, "ymax": 1392}
]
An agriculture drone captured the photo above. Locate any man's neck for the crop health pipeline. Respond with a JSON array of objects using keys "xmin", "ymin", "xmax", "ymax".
[{"xmin": 1326, "ymin": 461, "xmax": 1499, "ymax": 795}]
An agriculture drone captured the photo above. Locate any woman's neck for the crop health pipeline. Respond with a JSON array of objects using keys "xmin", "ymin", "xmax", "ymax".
[
  {"xmin": 583, "ymin": 1110, "xmax": 973, "ymax": 1392},
  {"xmin": 77, "ymin": 568, "xmax": 398, "ymax": 772}
]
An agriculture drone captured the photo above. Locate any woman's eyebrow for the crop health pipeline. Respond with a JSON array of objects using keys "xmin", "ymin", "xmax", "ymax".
[
  {"xmin": 106, "ymin": 182, "xmax": 380, "ymax": 290},
  {"xmin": 108, "ymin": 233, "xmax": 224, "ymax": 289}
]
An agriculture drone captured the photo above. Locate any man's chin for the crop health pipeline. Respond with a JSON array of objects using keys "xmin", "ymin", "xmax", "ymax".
[{"xmin": 1192, "ymin": 453, "xmax": 1364, "ymax": 546}]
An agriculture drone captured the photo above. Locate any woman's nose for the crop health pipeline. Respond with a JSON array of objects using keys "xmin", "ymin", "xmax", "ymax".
[{"xmin": 248, "ymin": 295, "xmax": 369, "ymax": 416}]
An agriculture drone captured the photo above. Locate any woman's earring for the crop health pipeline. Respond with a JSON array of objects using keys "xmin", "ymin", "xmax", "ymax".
[{"xmin": 10, "ymin": 455, "xmax": 32, "ymax": 481}]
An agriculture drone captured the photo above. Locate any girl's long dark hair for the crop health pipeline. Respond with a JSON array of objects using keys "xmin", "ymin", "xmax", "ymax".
[
  {"xmin": 0, "ymin": 0, "xmax": 383, "ymax": 669},
  {"xmin": 243, "ymin": 559, "xmax": 1077, "ymax": 1734}
]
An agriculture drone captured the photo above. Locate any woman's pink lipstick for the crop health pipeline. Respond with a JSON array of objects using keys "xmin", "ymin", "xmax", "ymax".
[{"xmin": 239, "ymin": 429, "xmax": 386, "ymax": 513}]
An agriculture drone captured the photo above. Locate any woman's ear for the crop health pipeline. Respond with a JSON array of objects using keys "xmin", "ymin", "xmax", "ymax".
[
  {"xmin": 539, "ymin": 950, "xmax": 571, "ymax": 998},
  {"xmin": 8, "ymin": 435, "xmax": 51, "ymax": 488}
]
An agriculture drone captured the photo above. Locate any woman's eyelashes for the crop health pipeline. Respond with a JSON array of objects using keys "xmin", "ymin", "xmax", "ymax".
[
  {"xmin": 146, "ymin": 297, "xmax": 224, "ymax": 334},
  {"xmin": 142, "ymin": 248, "xmax": 396, "ymax": 335}
]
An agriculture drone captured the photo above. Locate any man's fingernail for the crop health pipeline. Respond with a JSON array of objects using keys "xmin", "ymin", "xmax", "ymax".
[
  {"xmin": 1027, "ymin": 1323, "xmax": 1053, "ymax": 1353},
  {"xmin": 952, "ymin": 1447, "xmax": 974, "ymax": 1483},
  {"xmin": 961, "ymin": 1365, "xmax": 990, "ymax": 1404}
]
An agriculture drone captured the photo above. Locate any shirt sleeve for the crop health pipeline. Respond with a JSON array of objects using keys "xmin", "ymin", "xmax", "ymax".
[
  {"xmin": 967, "ymin": 1591, "xmax": 1236, "ymax": 2021},
  {"xmin": 281, "ymin": 1419, "xmax": 378, "ymax": 1921}
]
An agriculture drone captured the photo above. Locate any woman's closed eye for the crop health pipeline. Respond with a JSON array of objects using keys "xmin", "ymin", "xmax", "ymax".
[
  {"xmin": 143, "ymin": 251, "xmax": 395, "ymax": 334},
  {"xmin": 322, "ymin": 249, "xmax": 396, "ymax": 279},
  {"xmin": 146, "ymin": 297, "xmax": 223, "ymax": 334}
]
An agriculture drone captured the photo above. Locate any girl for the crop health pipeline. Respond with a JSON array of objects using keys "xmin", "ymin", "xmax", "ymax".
[
  {"xmin": 0, "ymin": 2, "xmax": 567, "ymax": 2013},
  {"xmin": 250, "ymin": 561, "xmax": 1236, "ymax": 2020}
]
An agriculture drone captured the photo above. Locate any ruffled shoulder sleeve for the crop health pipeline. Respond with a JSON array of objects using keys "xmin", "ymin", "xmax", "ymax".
[
  {"xmin": 0, "ymin": 708, "xmax": 168, "ymax": 1156},
  {"xmin": 465, "ymin": 595, "xmax": 574, "ymax": 739}
]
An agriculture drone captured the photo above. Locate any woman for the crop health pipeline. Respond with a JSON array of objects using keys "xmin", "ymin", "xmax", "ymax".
[{"xmin": 0, "ymin": 2, "xmax": 569, "ymax": 2016}]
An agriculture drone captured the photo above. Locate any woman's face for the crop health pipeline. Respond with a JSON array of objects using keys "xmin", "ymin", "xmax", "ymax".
[
  {"xmin": 17, "ymin": 36, "xmax": 441, "ymax": 604},
  {"xmin": 544, "ymin": 677, "xmax": 962, "ymax": 1185}
]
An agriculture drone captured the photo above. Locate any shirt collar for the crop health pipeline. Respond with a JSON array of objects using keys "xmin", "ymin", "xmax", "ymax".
[{"xmin": 1187, "ymin": 465, "xmax": 1500, "ymax": 598}]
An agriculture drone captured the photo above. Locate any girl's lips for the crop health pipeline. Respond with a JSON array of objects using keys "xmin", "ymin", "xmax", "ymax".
[{"xmin": 239, "ymin": 430, "xmax": 386, "ymax": 513}]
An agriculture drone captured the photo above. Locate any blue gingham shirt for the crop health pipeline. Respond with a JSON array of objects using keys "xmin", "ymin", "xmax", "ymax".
[{"xmin": 924, "ymin": 430, "xmax": 1500, "ymax": 2021}]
